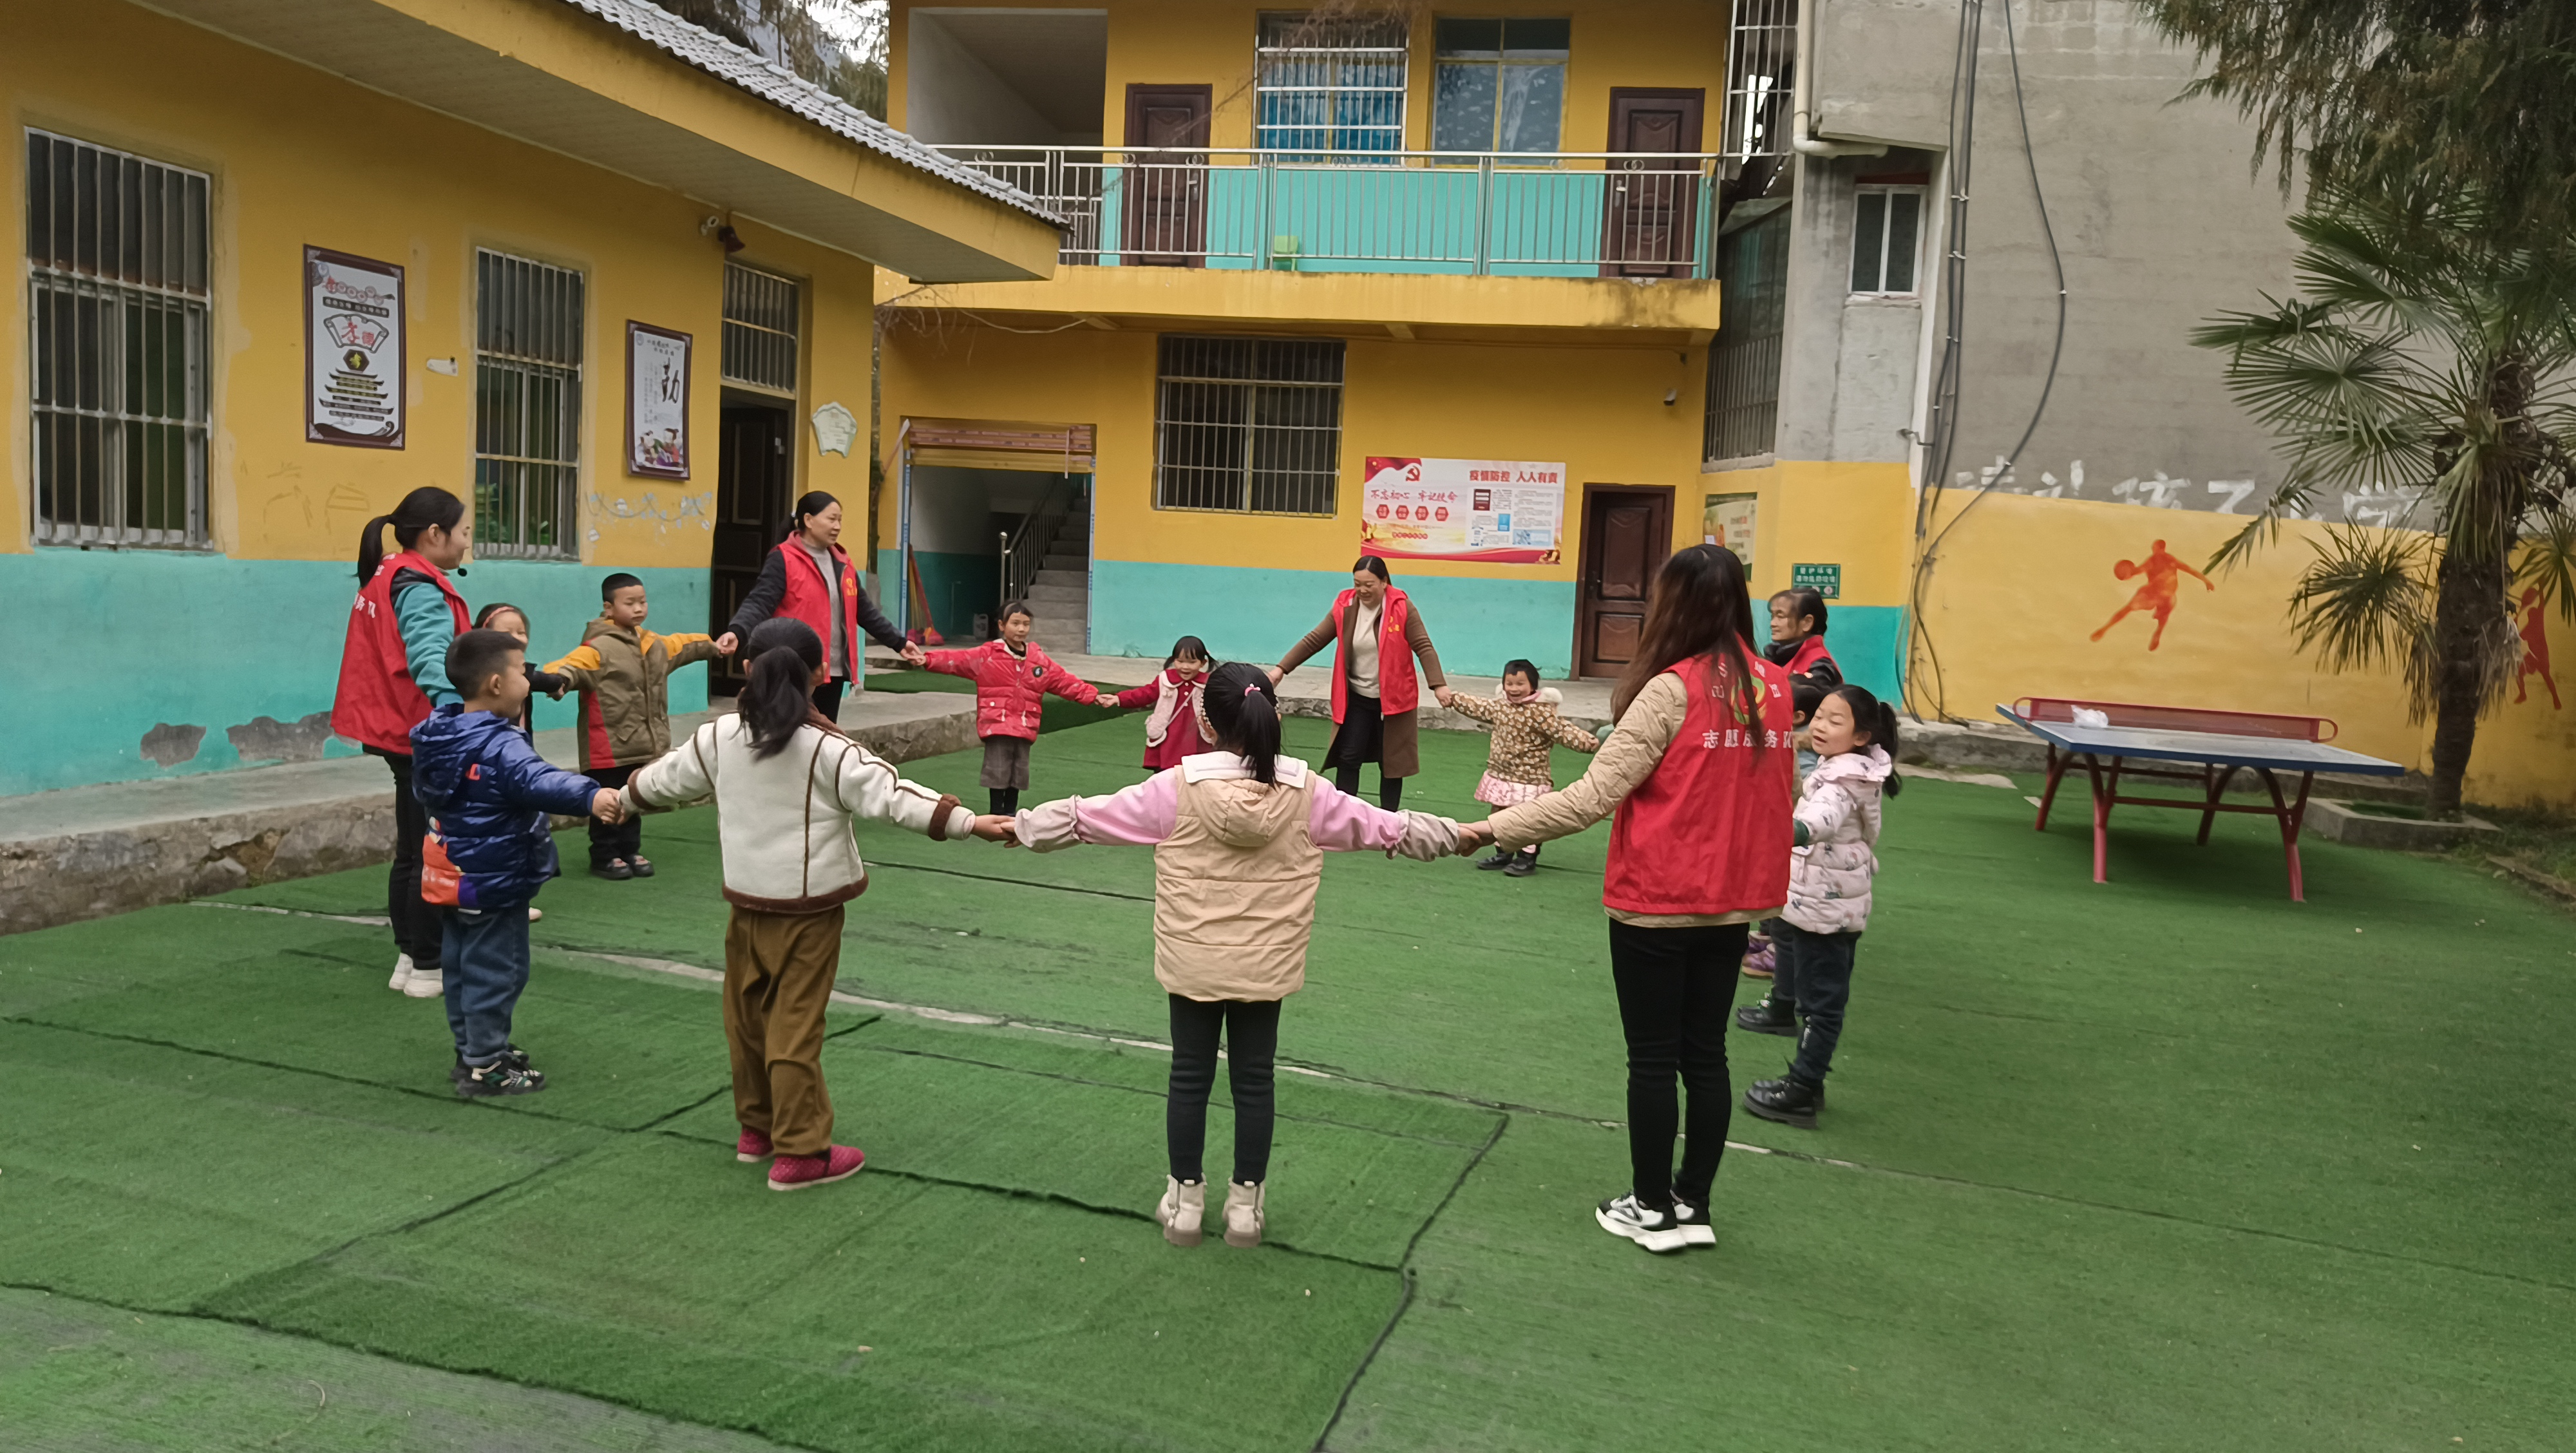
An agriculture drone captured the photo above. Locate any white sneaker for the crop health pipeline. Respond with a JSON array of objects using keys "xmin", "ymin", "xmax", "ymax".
[
  {"xmin": 1670, "ymin": 1197, "xmax": 1718, "ymax": 1248},
  {"xmin": 1222, "ymin": 1181, "xmax": 1265, "ymax": 1249},
  {"xmin": 1156, "ymin": 1176, "xmax": 1205, "ymax": 1247},
  {"xmin": 1595, "ymin": 1193, "xmax": 1687, "ymax": 1253},
  {"xmin": 403, "ymin": 966, "xmax": 446, "ymax": 999},
  {"xmin": 387, "ymin": 953, "xmax": 414, "ymax": 992}
]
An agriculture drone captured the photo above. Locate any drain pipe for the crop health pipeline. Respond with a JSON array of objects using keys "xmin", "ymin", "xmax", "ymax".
[{"xmin": 1791, "ymin": 0, "xmax": 1889, "ymax": 157}]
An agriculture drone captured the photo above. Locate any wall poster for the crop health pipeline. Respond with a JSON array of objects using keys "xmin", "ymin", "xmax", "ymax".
[
  {"xmin": 1360, "ymin": 457, "xmax": 1564, "ymax": 564},
  {"xmin": 1703, "ymin": 492, "xmax": 1757, "ymax": 573},
  {"xmin": 304, "ymin": 247, "xmax": 404, "ymax": 448},
  {"xmin": 626, "ymin": 321, "xmax": 692, "ymax": 479}
]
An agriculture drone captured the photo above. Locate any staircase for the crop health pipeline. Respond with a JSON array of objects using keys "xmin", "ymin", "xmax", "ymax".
[{"xmin": 1021, "ymin": 513, "xmax": 1090, "ymax": 656}]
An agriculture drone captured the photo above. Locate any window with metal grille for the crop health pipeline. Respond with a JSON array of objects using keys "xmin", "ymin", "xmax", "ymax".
[
  {"xmin": 1432, "ymin": 18, "xmax": 1569, "ymax": 155},
  {"xmin": 721, "ymin": 262, "xmax": 799, "ymax": 395},
  {"xmin": 1850, "ymin": 185, "xmax": 1924, "ymax": 294},
  {"xmin": 1720, "ymin": 0, "xmax": 1796, "ymax": 160},
  {"xmin": 1705, "ymin": 207, "xmax": 1790, "ymax": 463},
  {"xmin": 473, "ymin": 250, "xmax": 584, "ymax": 558},
  {"xmin": 1256, "ymin": 12, "xmax": 1406, "ymax": 159},
  {"xmin": 1155, "ymin": 336, "xmax": 1343, "ymax": 515},
  {"xmin": 25, "ymin": 129, "xmax": 211, "ymax": 547}
]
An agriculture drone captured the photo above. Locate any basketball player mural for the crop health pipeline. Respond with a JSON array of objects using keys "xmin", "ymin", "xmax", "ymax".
[
  {"xmin": 2514, "ymin": 585, "xmax": 2561, "ymax": 709},
  {"xmin": 2090, "ymin": 539, "xmax": 2215, "ymax": 651}
]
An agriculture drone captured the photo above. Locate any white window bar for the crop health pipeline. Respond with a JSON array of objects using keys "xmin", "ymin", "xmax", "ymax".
[
  {"xmin": 473, "ymin": 249, "xmax": 584, "ymax": 558},
  {"xmin": 26, "ymin": 129, "xmax": 211, "ymax": 548},
  {"xmin": 721, "ymin": 262, "xmax": 800, "ymax": 396},
  {"xmin": 1257, "ymin": 12, "xmax": 1408, "ymax": 161},
  {"xmin": 1850, "ymin": 185, "xmax": 1926, "ymax": 294},
  {"xmin": 1722, "ymin": 0, "xmax": 1798, "ymax": 161},
  {"xmin": 1154, "ymin": 336, "xmax": 1343, "ymax": 516}
]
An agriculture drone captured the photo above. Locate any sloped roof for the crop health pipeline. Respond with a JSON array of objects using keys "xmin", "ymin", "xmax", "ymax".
[{"xmin": 559, "ymin": 0, "xmax": 1058, "ymax": 224}]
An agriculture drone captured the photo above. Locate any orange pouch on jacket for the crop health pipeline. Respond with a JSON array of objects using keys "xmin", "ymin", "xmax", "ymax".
[{"xmin": 421, "ymin": 823, "xmax": 462, "ymax": 907}]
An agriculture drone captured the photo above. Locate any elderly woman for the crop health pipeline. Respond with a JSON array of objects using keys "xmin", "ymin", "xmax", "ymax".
[{"xmin": 1267, "ymin": 555, "xmax": 1451, "ymax": 810}]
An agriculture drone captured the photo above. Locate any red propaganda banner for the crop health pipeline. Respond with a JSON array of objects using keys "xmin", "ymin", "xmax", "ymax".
[{"xmin": 1359, "ymin": 457, "xmax": 1564, "ymax": 564}]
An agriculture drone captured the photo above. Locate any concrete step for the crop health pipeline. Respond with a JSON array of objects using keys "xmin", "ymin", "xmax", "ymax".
[
  {"xmin": 1041, "ymin": 553, "xmax": 1087, "ymax": 572},
  {"xmin": 1031, "ymin": 567, "xmax": 1087, "ymax": 589}
]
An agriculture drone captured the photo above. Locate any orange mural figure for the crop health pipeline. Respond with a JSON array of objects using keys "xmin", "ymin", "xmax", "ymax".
[
  {"xmin": 2513, "ymin": 585, "xmax": 2560, "ymax": 708},
  {"xmin": 2090, "ymin": 538, "xmax": 2214, "ymax": 651}
]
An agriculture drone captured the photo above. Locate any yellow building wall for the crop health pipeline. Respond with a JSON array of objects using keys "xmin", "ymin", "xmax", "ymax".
[
  {"xmin": 0, "ymin": 0, "xmax": 884, "ymax": 567},
  {"xmin": 891, "ymin": 0, "xmax": 1730, "ymax": 155},
  {"xmin": 1911, "ymin": 491, "xmax": 2576, "ymax": 807}
]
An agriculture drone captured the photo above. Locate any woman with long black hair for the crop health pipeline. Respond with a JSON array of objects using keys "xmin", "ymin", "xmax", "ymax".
[
  {"xmin": 1267, "ymin": 555, "xmax": 1450, "ymax": 810},
  {"xmin": 331, "ymin": 486, "xmax": 473, "ymax": 1000},
  {"xmin": 1456, "ymin": 544, "xmax": 1796, "ymax": 1253},
  {"xmin": 714, "ymin": 491, "xmax": 922, "ymax": 721}
]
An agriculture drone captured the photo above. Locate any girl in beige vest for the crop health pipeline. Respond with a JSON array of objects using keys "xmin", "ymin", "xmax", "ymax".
[{"xmin": 983, "ymin": 663, "xmax": 1459, "ymax": 1248}]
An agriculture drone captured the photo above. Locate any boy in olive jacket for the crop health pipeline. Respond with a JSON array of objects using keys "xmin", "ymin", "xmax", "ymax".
[{"xmin": 545, "ymin": 573, "xmax": 729, "ymax": 878}]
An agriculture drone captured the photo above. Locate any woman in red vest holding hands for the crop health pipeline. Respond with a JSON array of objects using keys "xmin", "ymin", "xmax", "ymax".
[
  {"xmin": 332, "ymin": 486, "xmax": 474, "ymax": 1001},
  {"xmin": 1457, "ymin": 544, "xmax": 1795, "ymax": 1254},
  {"xmin": 715, "ymin": 491, "xmax": 923, "ymax": 721},
  {"xmin": 1267, "ymin": 555, "xmax": 1450, "ymax": 810}
]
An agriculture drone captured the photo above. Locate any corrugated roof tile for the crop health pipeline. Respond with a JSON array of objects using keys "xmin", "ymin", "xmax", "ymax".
[{"xmin": 557, "ymin": 0, "xmax": 1059, "ymax": 224}]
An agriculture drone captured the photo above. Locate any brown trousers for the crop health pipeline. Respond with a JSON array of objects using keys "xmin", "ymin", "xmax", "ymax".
[{"xmin": 723, "ymin": 903, "xmax": 844, "ymax": 1157}]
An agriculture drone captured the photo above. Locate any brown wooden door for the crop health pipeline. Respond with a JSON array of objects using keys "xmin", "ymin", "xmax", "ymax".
[
  {"xmin": 1601, "ymin": 88, "xmax": 1705, "ymax": 278},
  {"xmin": 709, "ymin": 405, "xmax": 793, "ymax": 692},
  {"xmin": 1122, "ymin": 84, "xmax": 1210, "ymax": 266},
  {"xmin": 1575, "ymin": 484, "xmax": 1674, "ymax": 678}
]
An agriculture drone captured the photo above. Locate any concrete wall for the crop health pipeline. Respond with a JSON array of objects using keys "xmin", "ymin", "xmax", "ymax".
[
  {"xmin": 0, "ymin": 0, "xmax": 884, "ymax": 796},
  {"xmin": 904, "ymin": 11, "xmax": 1074, "ymax": 146}
]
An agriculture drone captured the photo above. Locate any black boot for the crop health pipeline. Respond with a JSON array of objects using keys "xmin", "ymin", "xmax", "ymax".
[
  {"xmin": 1502, "ymin": 845, "xmax": 1539, "ymax": 877},
  {"xmin": 1743, "ymin": 1076, "xmax": 1824, "ymax": 1129},
  {"xmin": 1473, "ymin": 849, "xmax": 1516, "ymax": 871},
  {"xmin": 1733, "ymin": 996, "xmax": 1798, "ymax": 1037}
]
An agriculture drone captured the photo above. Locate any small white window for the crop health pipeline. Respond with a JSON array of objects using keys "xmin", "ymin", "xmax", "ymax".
[{"xmin": 1850, "ymin": 184, "xmax": 1924, "ymax": 295}]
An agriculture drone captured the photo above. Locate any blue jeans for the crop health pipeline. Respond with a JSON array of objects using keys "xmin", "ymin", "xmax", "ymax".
[
  {"xmin": 1772, "ymin": 920, "xmax": 1861, "ymax": 1086},
  {"xmin": 441, "ymin": 904, "xmax": 531, "ymax": 1067}
]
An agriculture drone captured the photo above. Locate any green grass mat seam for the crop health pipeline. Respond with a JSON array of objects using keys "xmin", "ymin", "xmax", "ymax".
[{"xmin": 1315, "ymin": 1114, "xmax": 1509, "ymax": 1449}]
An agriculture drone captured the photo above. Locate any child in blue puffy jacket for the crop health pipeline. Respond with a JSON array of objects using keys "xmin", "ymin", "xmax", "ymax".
[{"xmin": 410, "ymin": 629, "xmax": 622, "ymax": 1098}]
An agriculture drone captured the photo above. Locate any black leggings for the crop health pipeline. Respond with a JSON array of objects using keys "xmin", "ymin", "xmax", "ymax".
[
  {"xmin": 1607, "ymin": 919, "xmax": 1745, "ymax": 1209},
  {"xmin": 811, "ymin": 679, "xmax": 845, "ymax": 725},
  {"xmin": 1327, "ymin": 691, "xmax": 1403, "ymax": 810},
  {"xmin": 371, "ymin": 750, "xmax": 446, "ymax": 967},
  {"xmin": 1166, "ymin": 995, "xmax": 1283, "ymax": 1185}
]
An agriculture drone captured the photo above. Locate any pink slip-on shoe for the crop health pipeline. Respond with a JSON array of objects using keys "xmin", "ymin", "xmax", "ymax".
[
  {"xmin": 736, "ymin": 1129, "xmax": 773, "ymax": 1163},
  {"xmin": 768, "ymin": 1144, "xmax": 866, "ymax": 1192}
]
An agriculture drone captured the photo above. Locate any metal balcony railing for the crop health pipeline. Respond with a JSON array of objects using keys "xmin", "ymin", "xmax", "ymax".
[{"xmin": 928, "ymin": 146, "xmax": 1723, "ymax": 277}]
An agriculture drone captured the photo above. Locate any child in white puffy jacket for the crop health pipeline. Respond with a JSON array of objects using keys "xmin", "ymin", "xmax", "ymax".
[{"xmin": 1734, "ymin": 683, "xmax": 1900, "ymax": 1128}]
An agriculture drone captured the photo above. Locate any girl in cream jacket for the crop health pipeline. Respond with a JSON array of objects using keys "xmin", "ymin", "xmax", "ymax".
[{"xmin": 987, "ymin": 662, "xmax": 1458, "ymax": 1250}]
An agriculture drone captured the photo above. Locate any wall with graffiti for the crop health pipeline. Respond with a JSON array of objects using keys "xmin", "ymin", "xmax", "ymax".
[{"xmin": 1911, "ymin": 491, "xmax": 2574, "ymax": 807}]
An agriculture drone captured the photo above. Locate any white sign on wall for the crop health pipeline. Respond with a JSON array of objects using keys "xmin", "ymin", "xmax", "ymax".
[
  {"xmin": 626, "ymin": 321, "xmax": 692, "ymax": 479},
  {"xmin": 1360, "ymin": 456, "xmax": 1565, "ymax": 564},
  {"xmin": 305, "ymin": 247, "xmax": 404, "ymax": 448}
]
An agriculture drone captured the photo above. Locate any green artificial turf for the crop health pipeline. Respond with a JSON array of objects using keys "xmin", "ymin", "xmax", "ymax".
[
  {"xmin": 7, "ymin": 712, "xmax": 2573, "ymax": 1450},
  {"xmin": 0, "ymin": 1285, "xmax": 805, "ymax": 1452}
]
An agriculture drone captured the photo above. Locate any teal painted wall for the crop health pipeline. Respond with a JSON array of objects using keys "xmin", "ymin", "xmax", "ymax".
[
  {"xmin": 1819, "ymin": 605, "xmax": 1906, "ymax": 705},
  {"xmin": 0, "ymin": 551, "xmax": 708, "ymax": 798},
  {"xmin": 1090, "ymin": 560, "xmax": 1578, "ymax": 679}
]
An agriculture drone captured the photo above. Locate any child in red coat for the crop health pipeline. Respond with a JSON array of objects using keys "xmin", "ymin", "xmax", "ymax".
[
  {"xmin": 1104, "ymin": 634, "xmax": 1213, "ymax": 772},
  {"xmin": 922, "ymin": 600, "xmax": 1108, "ymax": 814}
]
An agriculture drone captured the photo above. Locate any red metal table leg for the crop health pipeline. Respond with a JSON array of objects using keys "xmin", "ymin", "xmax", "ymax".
[
  {"xmin": 2260, "ymin": 768, "xmax": 2316, "ymax": 902},
  {"xmin": 2086, "ymin": 754, "xmax": 2116, "ymax": 884},
  {"xmin": 2034, "ymin": 745, "xmax": 2069, "ymax": 831},
  {"xmin": 2197, "ymin": 763, "xmax": 2243, "ymax": 845}
]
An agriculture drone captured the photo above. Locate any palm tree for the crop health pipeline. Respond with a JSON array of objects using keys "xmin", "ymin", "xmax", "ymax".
[{"xmin": 2193, "ymin": 183, "xmax": 2576, "ymax": 817}]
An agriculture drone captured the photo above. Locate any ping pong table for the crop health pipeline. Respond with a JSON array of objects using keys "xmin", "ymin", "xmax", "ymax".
[{"xmin": 1997, "ymin": 698, "xmax": 2407, "ymax": 901}]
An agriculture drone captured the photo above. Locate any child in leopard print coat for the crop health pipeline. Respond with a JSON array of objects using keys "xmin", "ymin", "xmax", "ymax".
[{"xmin": 1444, "ymin": 658, "xmax": 1600, "ymax": 877}]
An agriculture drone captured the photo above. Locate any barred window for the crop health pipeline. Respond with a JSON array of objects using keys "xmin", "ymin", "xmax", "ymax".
[
  {"xmin": 26, "ymin": 129, "xmax": 211, "ymax": 547},
  {"xmin": 1705, "ymin": 207, "xmax": 1789, "ymax": 463},
  {"xmin": 473, "ymin": 250, "xmax": 584, "ymax": 558},
  {"xmin": 1155, "ymin": 336, "xmax": 1343, "ymax": 515},
  {"xmin": 1256, "ymin": 12, "xmax": 1407, "ymax": 159},
  {"xmin": 721, "ymin": 262, "xmax": 799, "ymax": 396}
]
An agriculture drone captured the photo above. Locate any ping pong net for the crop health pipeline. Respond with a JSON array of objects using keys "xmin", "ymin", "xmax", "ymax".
[{"xmin": 2012, "ymin": 698, "xmax": 2339, "ymax": 743}]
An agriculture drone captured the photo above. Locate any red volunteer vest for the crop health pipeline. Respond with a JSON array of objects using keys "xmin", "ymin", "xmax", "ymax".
[
  {"xmin": 1601, "ymin": 652, "xmax": 1797, "ymax": 917},
  {"xmin": 331, "ymin": 551, "xmax": 469, "ymax": 754},
  {"xmin": 1329, "ymin": 586, "xmax": 1417, "ymax": 721},
  {"xmin": 1785, "ymin": 634, "xmax": 1836, "ymax": 678},
  {"xmin": 774, "ymin": 538, "xmax": 865, "ymax": 680}
]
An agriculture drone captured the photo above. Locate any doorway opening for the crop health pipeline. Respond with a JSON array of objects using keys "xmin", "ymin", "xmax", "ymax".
[
  {"xmin": 1574, "ymin": 483, "xmax": 1674, "ymax": 679},
  {"xmin": 708, "ymin": 262, "xmax": 804, "ymax": 694}
]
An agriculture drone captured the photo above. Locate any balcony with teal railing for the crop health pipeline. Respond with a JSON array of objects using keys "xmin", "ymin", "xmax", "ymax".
[{"xmin": 929, "ymin": 146, "xmax": 1723, "ymax": 279}]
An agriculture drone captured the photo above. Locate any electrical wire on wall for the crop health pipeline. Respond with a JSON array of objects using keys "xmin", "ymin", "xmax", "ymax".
[{"xmin": 1904, "ymin": 0, "xmax": 2067, "ymax": 722}]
